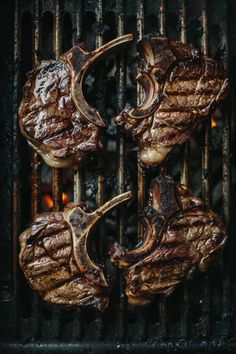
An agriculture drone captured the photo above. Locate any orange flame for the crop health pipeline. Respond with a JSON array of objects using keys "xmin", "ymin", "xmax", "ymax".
[
  {"xmin": 62, "ymin": 192, "xmax": 69, "ymax": 205},
  {"xmin": 43, "ymin": 192, "xmax": 69, "ymax": 209},
  {"xmin": 43, "ymin": 194, "xmax": 53, "ymax": 209},
  {"xmin": 211, "ymin": 115, "xmax": 218, "ymax": 128}
]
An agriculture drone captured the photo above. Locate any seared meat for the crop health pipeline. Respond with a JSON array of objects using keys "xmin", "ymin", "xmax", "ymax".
[
  {"xmin": 110, "ymin": 176, "xmax": 227, "ymax": 306},
  {"xmin": 19, "ymin": 191, "xmax": 131, "ymax": 311},
  {"xmin": 115, "ymin": 35, "xmax": 229, "ymax": 167},
  {"xmin": 19, "ymin": 34, "xmax": 133, "ymax": 168}
]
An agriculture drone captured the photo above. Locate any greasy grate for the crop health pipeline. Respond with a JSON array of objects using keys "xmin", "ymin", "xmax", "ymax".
[{"xmin": 0, "ymin": 0, "xmax": 236, "ymax": 353}]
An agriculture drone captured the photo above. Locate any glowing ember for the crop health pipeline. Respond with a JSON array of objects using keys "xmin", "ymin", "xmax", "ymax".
[
  {"xmin": 62, "ymin": 192, "xmax": 69, "ymax": 205},
  {"xmin": 43, "ymin": 194, "xmax": 53, "ymax": 209},
  {"xmin": 211, "ymin": 115, "xmax": 218, "ymax": 128},
  {"xmin": 42, "ymin": 192, "xmax": 69, "ymax": 209}
]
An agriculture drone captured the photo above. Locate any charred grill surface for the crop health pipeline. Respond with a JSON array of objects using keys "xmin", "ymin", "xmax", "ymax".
[
  {"xmin": 19, "ymin": 192, "xmax": 131, "ymax": 311},
  {"xmin": 115, "ymin": 35, "xmax": 229, "ymax": 167},
  {"xmin": 110, "ymin": 176, "xmax": 227, "ymax": 306}
]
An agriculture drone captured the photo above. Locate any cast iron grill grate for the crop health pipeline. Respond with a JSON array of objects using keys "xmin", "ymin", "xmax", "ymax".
[{"xmin": 0, "ymin": 0, "xmax": 236, "ymax": 353}]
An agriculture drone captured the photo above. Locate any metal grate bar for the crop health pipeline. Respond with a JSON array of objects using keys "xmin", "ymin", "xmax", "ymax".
[
  {"xmin": 136, "ymin": 0, "xmax": 149, "ymax": 341},
  {"xmin": 71, "ymin": 0, "xmax": 84, "ymax": 340},
  {"xmin": 73, "ymin": 170, "xmax": 84, "ymax": 203},
  {"xmin": 159, "ymin": 0, "xmax": 167, "ymax": 178},
  {"xmin": 158, "ymin": 0, "xmax": 167, "ymax": 340},
  {"xmin": 222, "ymin": 9, "xmax": 231, "ymax": 222},
  {"xmin": 31, "ymin": 0, "xmax": 42, "ymax": 340},
  {"xmin": 52, "ymin": 0, "xmax": 62, "ymax": 213},
  {"xmin": 181, "ymin": 144, "xmax": 190, "ymax": 187},
  {"xmin": 95, "ymin": 0, "xmax": 105, "ymax": 247},
  {"xmin": 12, "ymin": 0, "xmax": 21, "ymax": 338},
  {"xmin": 137, "ymin": 0, "xmax": 145, "ymax": 240},
  {"xmin": 221, "ymin": 0, "xmax": 231, "ymax": 335},
  {"xmin": 73, "ymin": 0, "xmax": 84, "ymax": 205},
  {"xmin": 200, "ymin": 0, "xmax": 211, "ymax": 338},
  {"xmin": 201, "ymin": 1, "xmax": 211, "ymax": 206},
  {"xmin": 32, "ymin": 0, "xmax": 41, "ymax": 219},
  {"xmin": 159, "ymin": 0, "xmax": 166, "ymax": 35},
  {"xmin": 179, "ymin": 0, "xmax": 187, "ymax": 167},
  {"xmin": 31, "ymin": 158, "xmax": 41, "ymax": 217},
  {"xmin": 50, "ymin": 0, "xmax": 62, "ymax": 339},
  {"xmin": 95, "ymin": 0, "xmax": 105, "ymax": 340},
  {"xmin": 180, "ymin": 0, "xmax": 187, "ymax": 43},
  {"xmin": 180, "ymin": 0, "xmax": 189, "ymax": 189},
  {"xmin": 116, "ymin": 0, "xmax": 127, "ymax": 340},
  {"xmin": 179, "ymin": 0, "xmax": 190, "ymax": 339}
]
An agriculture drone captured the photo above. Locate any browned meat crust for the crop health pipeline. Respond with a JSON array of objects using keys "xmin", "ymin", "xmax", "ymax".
[
  {"xmin": 19, "ymin": 192, "xmax": 131, "ymax": 311},
  {"xmin": 109, "ymin": 176, "xmax": 227, "ymax": 306},
  {"xmin": 115, "ymin": 35, "xmax": 229, "ymax": 167},
  {"xmin": 19, "ymin": 34, "xmax": 133, "ymax": 168}
]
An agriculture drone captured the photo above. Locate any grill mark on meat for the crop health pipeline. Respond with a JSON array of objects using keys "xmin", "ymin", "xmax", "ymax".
[
  {"xmin": 27, "ymin": 224, "xmax": 70, "ymax": 246},
  {"xmin": 19, "ymin": 35, "xmax": 134, "ymax": 168},
  {"xmin": 40, "ymin": 274, "xmax": 84, "ymax": 295},
  {"xmin": 19, "ymin": 192, "xmax": 131, "ymax": 310},
  {"xmin": 164, "ymin": 90, "xmax": 222, "ymax": 96},
  {"xmin": 154, "ymin": 108, "xmax": 199, "ymax": 113},
  {"xmin": 24, "ymin": 116, "xmax": 73, "ymax": 130},
  {"xmin": 109, "ymin": 176, "xmax": 227, "ymax": 305},
  {"xmin": 19, "ymin": 54, "xmax": 103, "ymax": 168},
  {"xmin": 114, "ymin": 35, "xmax": 229, "ymax": 167},
  {"xmin": 41, "ymin": 126, "xmax": 74, "ymax": 142}
]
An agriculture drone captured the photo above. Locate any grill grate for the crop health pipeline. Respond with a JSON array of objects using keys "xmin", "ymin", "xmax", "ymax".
[{"xmin": 0, "ymin": 0, "xmax": 235, "ymax": 352}]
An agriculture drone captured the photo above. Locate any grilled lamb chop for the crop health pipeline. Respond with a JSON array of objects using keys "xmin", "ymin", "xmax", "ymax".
[
  {"xmin": 19, "ymin": 34, "xmax": 133, "ymax": 168},
  {"xmin": 115, "ymin": 35, "xmax": 229, "ymax": 167},
  {"xmin": 19, "ymin": 191, "xmax": 131, "ymax": 311},
  {"xmin": 110, "ymin": 176, "xmax": 227, "ymax": 306}
]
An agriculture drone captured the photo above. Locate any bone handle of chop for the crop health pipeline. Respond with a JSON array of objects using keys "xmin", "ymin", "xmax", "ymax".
[
  {"xmin": 65, "ymin": 191, "xmax": 132, "ymax": 287},
  {"xmin": 71, "ymin": 34, "xmax": 134, "ymax": 128},
  {"xmin": 109, "ymin": 177, "xmax": 181, "ymax": 268}
]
